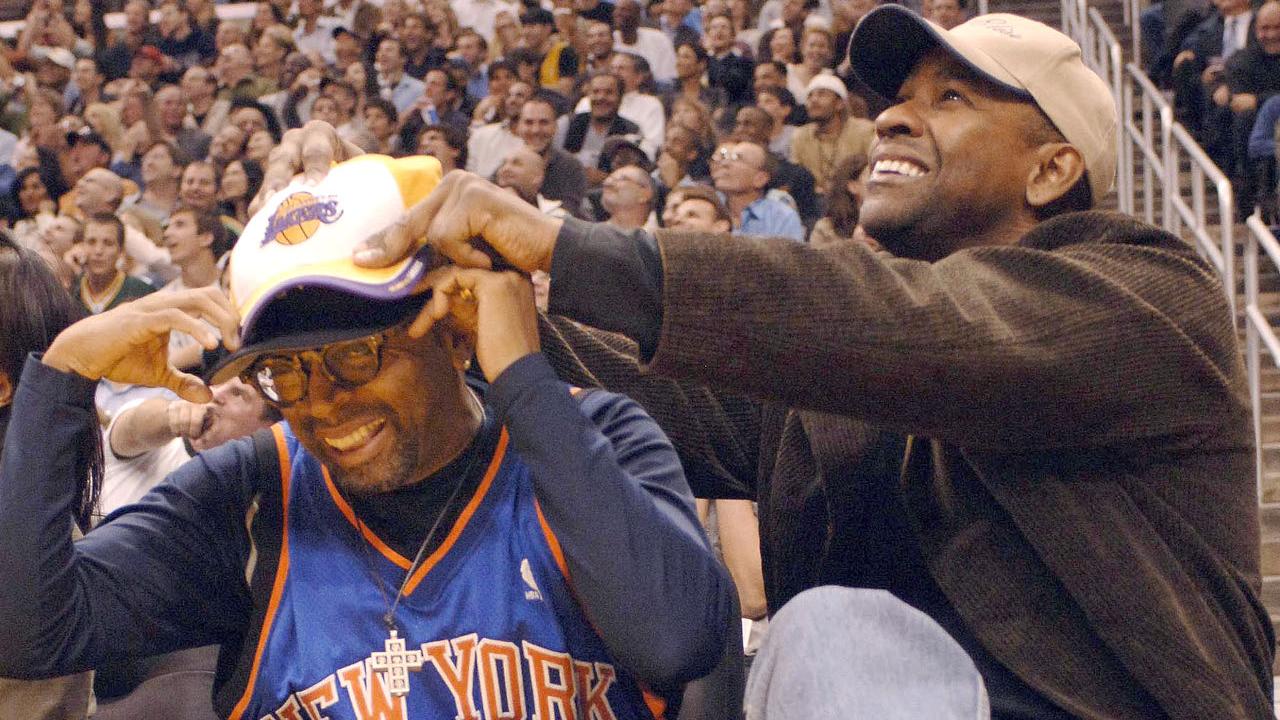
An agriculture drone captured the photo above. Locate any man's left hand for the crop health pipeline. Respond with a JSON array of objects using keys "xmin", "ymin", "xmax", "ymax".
[{"xmin": 411, "ymin": 266, "xmax": 540, "ymax": 383}]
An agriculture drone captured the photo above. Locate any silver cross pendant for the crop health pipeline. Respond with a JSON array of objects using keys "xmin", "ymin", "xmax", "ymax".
[{"xmin": 367, "ymin": 629, "xmax": 425, "ymax": 697}]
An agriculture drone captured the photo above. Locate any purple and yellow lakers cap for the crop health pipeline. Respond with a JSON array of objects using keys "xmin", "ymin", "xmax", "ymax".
[{"xmin": 207, "ymin": 154, "xmax": 443, "ymax": 384}]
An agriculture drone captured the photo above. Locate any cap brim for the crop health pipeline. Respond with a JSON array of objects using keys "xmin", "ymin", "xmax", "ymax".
[
  {"xmin": 849, "ymin": 6, "xmax": 1031, "ymax": 102},
  {"xmin": 205, "ymin": 292, "xmax": 429, "ymax": 386}
]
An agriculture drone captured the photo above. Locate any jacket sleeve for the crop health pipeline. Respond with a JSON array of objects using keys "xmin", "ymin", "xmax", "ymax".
[
  {"xmin": 1247, "ymin": 95, "xmax": 1280, "ymax": 160},
  {"xmin": 548, "ymin": 213, "xmax": 1242, "ymax": 451},
  {"xmin": 0, "ymin": 356, "xmax": 255, "ymax": 679},
  {"xmin": 646, "ymin": 211, "xmax": 1243, "ymax": 450},
  {"xmin": 537, "ymin": 313, "xmax": 760, "ymax": 499},
  {"xmin": 486, "ymin": 352, "xmax": 736, "ymax": 687}
]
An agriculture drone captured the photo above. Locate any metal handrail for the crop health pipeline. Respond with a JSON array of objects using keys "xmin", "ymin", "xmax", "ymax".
[
  {"xmin": 1072, "ymin": 0, "xmax": 1266, "ymax": 499},
  {"xmin": 1243, "ymin": 215, "xmax": 1280, "ymax": 503},
  {"xmin": 1166, "ymin": 123, "xmax": 1236, "ymax": 319},
  {"xmin": 1125, "ymin": 0, "xmax": 1142, "ymax": 68},
  {"xmin": 1086, "ymin": 8, "xmax": 1128, "ymax": 212},
  {"xmin": 1120, "ymin": 63, "xmax": 1172, "ymax": 225}
]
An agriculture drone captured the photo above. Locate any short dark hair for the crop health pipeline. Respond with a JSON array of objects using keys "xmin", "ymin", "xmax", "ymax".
[
  {"xmin": 587, "ymin": 71, "xmax": 624, "ymax": 95},
  {"xmin": 675, "ymin": 40, "xmax": 709, "ymax": 66},
  {"xmin": 143, "ymin": 139, "xmax": 191, "ymax": 168},
  {"xmin": 507, "ymin": 47, "xmax": 541, "ymax": 68},
  {"xmin": 756, "ymin": 85, "xmax": 797, "ymax": 109},
  {"xmin": 676, "ymin": 184, "xmax": 732, "ymax": 225},
  {"xmin": 85, "ymin": 212, "xmax": 125, "ymax": 247},
  {"xmin": 171, "ymin": 204, "xmax": 231, "ymax": 259},
  {"xmin": 1024, "ymin": 109, "xmax": 1095, "ymax": 218},
  {"xmin": 518, "ymin": 96, "xmax": 559, "ymax": 121},
  {"xmin": 364, "ymin": 96, "xmax": 398, "ymax": 123},
  {"xmin": 488, "ymin": 58, "xmax": 517, "ymax": 80},
  {"xmin": 457, "ymin": 28, "xmax": 487, "ymax": 51},
  {"xmin": 520, "ymin": 7, "xmax": 556, "ymax": 26},
  {"xmin": 422, "ymin": 123, "xmax": 469, "ymax": 169},
  {"xmin": 402, "ymin": 11, "xmax": 438, "ymax": 33},
  {"xmin": 229, "ymin": 97, "xmax": 283, "ymax": 142}
]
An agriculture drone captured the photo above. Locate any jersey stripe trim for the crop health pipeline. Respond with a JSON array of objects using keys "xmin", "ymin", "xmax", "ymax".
[
  {"xmin": 227, "ymin": 425, "xmax": 295, "ymax": 720},
  {"xmin": 534, "ymin": 500, "xmax": 570, "ymax": 579},
  {"xmin": 533, "ymin": 464, "xmax": 667, "ymax": 720},
  {"xmin": 403, "ymin": 428, "xmax": 510, "ymax": 595},
  {"xmin": 321, "ymin": 467, "xmax": 413, "ymax": 570}
]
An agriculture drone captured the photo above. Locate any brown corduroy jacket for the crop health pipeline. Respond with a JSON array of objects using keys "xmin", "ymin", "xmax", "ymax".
[{"xmin": 536, "ymin": 210, "xmax": 1274, "ymax": 719}]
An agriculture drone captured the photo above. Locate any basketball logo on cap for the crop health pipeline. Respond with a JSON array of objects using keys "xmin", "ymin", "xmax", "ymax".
[{"xmin": 261, "ymin": 191, "xmax": 344, "ymax": 246}]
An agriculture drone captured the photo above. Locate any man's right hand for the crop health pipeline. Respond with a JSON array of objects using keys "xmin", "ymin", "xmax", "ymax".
[
  {"xmin": 252, "ymin": 121, "xmax": 563, "ymax": 276},
  {"xmin": 353, "ymin": 171, "xmax": 563, "ymax": 275},
  {"xmin": 42, "ymin": 288, "xmax": 240, "ymax": 403},
  {"xmin": 254, "ymin": 120, "xmax": 366, "ymax": 214}
]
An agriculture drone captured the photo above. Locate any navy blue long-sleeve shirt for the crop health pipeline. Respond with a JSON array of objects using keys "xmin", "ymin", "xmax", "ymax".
[{"xmin": 0, "ymin": 352, "xmax": 733, "ymax": 692}]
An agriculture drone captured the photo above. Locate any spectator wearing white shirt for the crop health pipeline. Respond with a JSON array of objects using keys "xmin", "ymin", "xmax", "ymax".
[
  {"xmin": 467, "ymin": 80, "xmax": 531, "ymax": 179},
  {"xmin": 613, "ymin": 0, "xmax": 678, "ymax": 86},
  {"xmin": 610, "ymin": 52, "xmax": 665, "ymax": 158},
  {"xmin": 293, "ymin": 0, "xmax": 340, "ymax": 66},
  {"xmin": 453, "ymin": 0, "xmax": 521, "ymax": 43}
]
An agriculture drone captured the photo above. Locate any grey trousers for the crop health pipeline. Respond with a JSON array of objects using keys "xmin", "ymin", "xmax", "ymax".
[{"xmin": 745, "ymin": 587, "xmax": 990, "ymax": 720}]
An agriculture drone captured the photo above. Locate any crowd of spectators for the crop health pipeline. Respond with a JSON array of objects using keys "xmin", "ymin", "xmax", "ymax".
[
  {"xmin": 0, "ymin": 0, "xmax": 972, "ymax": 714},
  {"xmin": 0, "ymin": 0, "xmax": 973, "ymax": 280},
  {"xmin": 1142, "ymin": 0, "xmax": 1280, "ymax": 222}
]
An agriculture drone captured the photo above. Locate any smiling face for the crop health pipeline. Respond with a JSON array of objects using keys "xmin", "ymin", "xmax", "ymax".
[
  {"xmin": 861, "ymin": 49, "xmax": 1052, "ymax": 261},
  {"xmin": 279, "ymin": 326, "xmax": 475, "ymax": 496},
  {"xmin": 180, "ymin": 162, "xmax": 219, "ymax": 210},
  {"xmin": 586, "ymin": 21, "xmax": 614, "ymax": 58},
  {"xmin": 1257, "ymin": 2, "xmax": 1280, "ymax": 55},
  {"xmin": 588, "ymin": 74, "xmax": 622, "ymax": 119},
  {"xmin": 768, "ymin": 28, "xmax": 796, "ymax": 62},
  {"xmin": 516, "ymin": 100, "xmax": 557, "ymax": 153}
]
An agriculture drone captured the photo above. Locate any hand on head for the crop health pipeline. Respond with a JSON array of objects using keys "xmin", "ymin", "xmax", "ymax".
[
  {"xmin": 352, "ymin": 171, "xmax": 562, "ymax": 275},
  {"xmin": 411, "ymin": 265, "xmax": 541, "ymax": 382},
  {"xmin": 253, "ymin": 120, "xmax": 365, "ymax": 214},
  {"xmin": 251, "ymin": 120, "xmax": 564, "ymax": 284}
]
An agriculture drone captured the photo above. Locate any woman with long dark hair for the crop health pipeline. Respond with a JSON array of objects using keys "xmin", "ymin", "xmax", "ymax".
[
  {"xmin": 218, "ymin": 158, "xmax": 264, "ymax": 226},
  {"xmin": 0, "ymin": 229, "xmax": 98, "ymax": 719},
  {"xmin": 6, "ymin": 151, "xmax": 69, "ymax": 246}
]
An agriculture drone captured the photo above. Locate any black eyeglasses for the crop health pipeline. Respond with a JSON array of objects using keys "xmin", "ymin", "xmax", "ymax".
[{"xmin": 242, "ymin": 328, "xmax": 394, "ymax": 407}]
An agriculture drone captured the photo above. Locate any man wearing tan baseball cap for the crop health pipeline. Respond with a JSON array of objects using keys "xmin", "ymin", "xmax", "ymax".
[{"xmin": 231, "ymin": 4, "xmax": 1270, "ymax": 716}]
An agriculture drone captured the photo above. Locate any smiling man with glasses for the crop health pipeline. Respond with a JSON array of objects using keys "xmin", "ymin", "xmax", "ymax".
[
  {"xmin": 709, "ymin": 141, "xmax": 804, "ymax": 241},
  {"xmin": 0, "ymin": 155, "xmax": 735, "ymax": 719}
]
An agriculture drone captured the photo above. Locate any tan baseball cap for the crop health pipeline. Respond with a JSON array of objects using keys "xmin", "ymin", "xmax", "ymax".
[{"xmin": 849, "ymin": 7, "xmax": 1116, "ymax": 204}]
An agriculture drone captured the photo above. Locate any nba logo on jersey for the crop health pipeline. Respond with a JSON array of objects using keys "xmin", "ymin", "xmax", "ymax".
[{"xmin": 521, "ymin": 558, "xmax": 543, "ymax": 601}]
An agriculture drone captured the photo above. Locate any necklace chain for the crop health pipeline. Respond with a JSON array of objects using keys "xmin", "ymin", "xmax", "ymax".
[{"xmin": 348, "ymin": 390, "xmax": 487, "ymax": 634}]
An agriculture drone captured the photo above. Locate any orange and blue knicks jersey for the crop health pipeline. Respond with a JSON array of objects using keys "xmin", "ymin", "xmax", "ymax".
[{"xmin": 227, "ymin": 424, "xmax": 664, "ymax": 720}]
